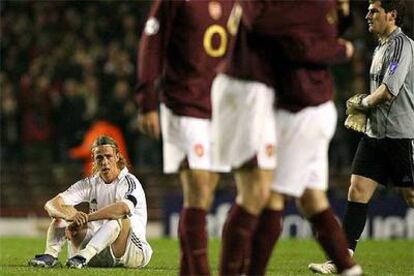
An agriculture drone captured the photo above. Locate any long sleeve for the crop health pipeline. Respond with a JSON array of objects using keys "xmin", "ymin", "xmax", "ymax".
[
  {"xmin": 136, "ymin": 0, "xmax": 177, "ymax": 113},
  {"xmin": 278, "ymin": 34, "xmax": 348, "ymax": 65}
]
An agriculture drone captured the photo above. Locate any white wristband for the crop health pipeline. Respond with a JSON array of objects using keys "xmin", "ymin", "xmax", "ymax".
[{"xmin": 361, "ymin": 97, "xmax": 370, "ymax": 108}]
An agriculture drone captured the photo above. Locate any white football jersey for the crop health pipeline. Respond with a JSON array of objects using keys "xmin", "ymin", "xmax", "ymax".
[{"xmin": 59, "ymin": 168, "xmax": 149, "ymax": 243}]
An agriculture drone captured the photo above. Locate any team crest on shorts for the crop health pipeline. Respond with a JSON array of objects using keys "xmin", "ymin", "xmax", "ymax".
[
  {"xmin": 194, "ymin": 144, "xmax": 205, "ymax": 157},
  {"xmin": 265, "ymin": 144, "xmax": 274, "ymax": 157}
]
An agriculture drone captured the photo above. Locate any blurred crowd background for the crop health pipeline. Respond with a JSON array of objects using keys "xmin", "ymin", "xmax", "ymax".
[{"xmin": 1, "ymin": 1, "xmax": 413, "ymax": 219}]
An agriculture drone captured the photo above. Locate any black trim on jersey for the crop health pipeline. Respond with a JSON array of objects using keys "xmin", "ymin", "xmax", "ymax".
[
  {"xmin": 125, "ymin": 175, "xmax": 137, "ymax": 195},
  {"xmin": 126, "ymin": 194, "xmax": 138, "ymax": 207},
  {"xmin": 378, "ymin": 45, "xmax": 390, "ymax": 85},
  {"xmin": 391, "ymin": 35, "xmax": 403, "ymax": 63},
  {"xmin": 384, "ymin": 96, "xmax": 397, "ymax": 136},
  {"xmin": 131, "ymin": 232, "xmax": 143, "ymax": 251}
]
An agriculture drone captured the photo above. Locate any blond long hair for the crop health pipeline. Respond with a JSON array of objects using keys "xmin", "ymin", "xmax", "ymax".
[{"xmin": 91, "ymin": 135, "xmax": 128, "ymax": 175}]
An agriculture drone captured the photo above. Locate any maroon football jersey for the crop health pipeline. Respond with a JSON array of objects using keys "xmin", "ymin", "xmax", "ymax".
[
  {"xmin": 136, "ymin": 0, "xmax": 238, "ymax": 118},
  {"xmin": 224, "ymin": 20, "xmax": 276, "ymax": 87},
  {"xmin": 233, "ymin": 0, "xmax": 349, "ymax": 112}
]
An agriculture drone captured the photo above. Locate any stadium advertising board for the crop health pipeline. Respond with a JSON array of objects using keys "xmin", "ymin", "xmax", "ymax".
[{"xmin": 163, "ymin": 192, "xmax": 414, "ymax": 239}]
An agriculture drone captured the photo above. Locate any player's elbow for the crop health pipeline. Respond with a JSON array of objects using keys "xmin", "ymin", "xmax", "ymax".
[
  {"xmin": 383, "ymin": 84, "xmax": 394, "ymax": 101},
  {"xmin": 44, "ymin": 196, "xmax": 63, "ymax": 217},
  {"xmin": 44, "ymin": 200, "xmax": 54, "ymax": 216},
  {"xmin": 385, "ymin": 91, "xmax": 394, "ymax": 101}
]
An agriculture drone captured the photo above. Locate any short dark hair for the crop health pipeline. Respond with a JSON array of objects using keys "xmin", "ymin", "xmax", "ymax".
[{"xmin": 369, "ymin": 0, "xmax": 406, "ymax": 26}]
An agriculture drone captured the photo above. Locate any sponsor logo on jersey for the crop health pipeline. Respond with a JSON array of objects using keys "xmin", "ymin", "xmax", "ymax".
[
  {"xmin": 144, "ymin": 17, "xmax": 160, "ymax": 36},
  {"xmin": 209, "ymin": 1, "xmax": 222, "ymax": 20},
  {"xmin": 389, "ymin": 62, "xmax": 399, "ymax": 75},
  {"xmin": 194, "ymin": 144, "xmax": 205, "ymax": 157}
]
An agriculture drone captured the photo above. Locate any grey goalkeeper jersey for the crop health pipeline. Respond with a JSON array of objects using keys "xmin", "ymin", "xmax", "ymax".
[{"xmin": 367, "ymin": 28, "xmax": 414, "ymax": 139}]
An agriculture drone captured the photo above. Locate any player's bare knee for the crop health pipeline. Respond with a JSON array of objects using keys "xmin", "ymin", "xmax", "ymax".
[
  {"xmin": 348, "ymin": 175, "xmax": 377, "ymax": 203},
  {"xmin": 266, "ymin": 192, "xmax": 285, "ymax": 210},
  {"xmin": 183, "ymin": 170, "xmax": 217, "ymax": 209},
  {"xmin": 238, "ymin": 188, "xmax": 269, "ymax": 214},
  {"xmin": 186, "ymin": 187, "xmax": 212, "ymax": 209},
  {"xmin": 401, "ymin": 188, "xmax": 414, "ymax": 208},
  {"xmin": 298, "ymin": 189, "xmax": 329, "ymax": 217},
  {"xmin": 348, "ymin": 182, "xmax": 370, "ymax": 203},
  {"xmin": 348, "ymin": 177, "xmax": 371, "ymax": 202}
]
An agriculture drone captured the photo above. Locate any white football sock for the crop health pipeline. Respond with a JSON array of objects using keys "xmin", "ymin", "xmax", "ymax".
[
  {"xmin": 44, "ymin": 218, "xmax": 68, "ymax": 258},
  {"xmin": 78, "ymin": 220, "xmax": 121, "ymax": 262}
]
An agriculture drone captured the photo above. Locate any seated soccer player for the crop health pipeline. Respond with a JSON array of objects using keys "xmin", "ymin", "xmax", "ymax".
[{"xmin": 28, "ymin": 135, "xmax": 152, "ymax": 269}]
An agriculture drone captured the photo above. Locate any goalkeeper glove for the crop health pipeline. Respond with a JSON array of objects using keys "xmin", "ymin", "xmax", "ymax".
[
  {"xmin": 346, "ymin": 93, "xmax": 370, "ymax": 115},
  {"xmin": 344, "ymin": 112, "xmax": 367, "ymax": 133}
]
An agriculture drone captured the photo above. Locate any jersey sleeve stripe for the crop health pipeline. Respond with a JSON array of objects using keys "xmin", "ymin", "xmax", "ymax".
[
  {"xmin": 125, "ymin": 175, "xmax": 137, "ymax": 195},
  {"xmin": 130, "ymin": 232, "xmax": 144, "ymax": 250},
  {"xmin": 391, "ymin": 36, "xmax": 403, "ymax": 63}
]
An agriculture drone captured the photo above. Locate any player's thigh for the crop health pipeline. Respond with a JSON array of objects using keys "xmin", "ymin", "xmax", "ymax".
[
  {"xmin": 160, "ymin": 104, "xmax": 229, "ymax": 173},
  {"xmin": 212, "ymin": 74, "xmax": 276, "ymax": 169},
  {"xmin": 351, "ymin": 136, "xmax": 388, "ymax": 185},
  {"xmin": 111, "ymin": 219, "xmax": 131, "ymax": 258},
  {"xmin": 119, "ymin": 232, "xmax": 152, "ymax": 268},
  {"xmin": 88, "ymin": 219, "xmax": 129, "ymax": 268},
  {"xmin": 385, "ymin": 138, "xmax": 414, "ymax": 188},
  {"xmin": 272, "ymin": 101, "xmax": 337, "ymax": 198}
]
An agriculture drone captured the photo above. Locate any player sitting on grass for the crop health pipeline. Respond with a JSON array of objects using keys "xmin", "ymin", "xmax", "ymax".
[{"xmin": 28, "ymin": 135, "xmax": 152, "ymax": 269}]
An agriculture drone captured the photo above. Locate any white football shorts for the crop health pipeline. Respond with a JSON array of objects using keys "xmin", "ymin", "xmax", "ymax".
[
  {"xmin": 272, "ymin": 101, "xmax": 337, "ymax": 197},
  {"xmin": 68, "ymin": 222, "xmax": 151, "ymax": 268},
  {"xmin": 211, "ymin": 73, "xmax": 276, "ymax": 170},
  {"xmin": 160, "ymin": 104, "xmax": 230, "ymax": 173},
  {"xmin": 117, "ymin": 232, "xmax": 152, "ymax": 268}
]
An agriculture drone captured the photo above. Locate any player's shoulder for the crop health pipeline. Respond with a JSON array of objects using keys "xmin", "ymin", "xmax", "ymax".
[
  {"xmin": 119, "ymin": 169, "xmax": 143, "ymax": 189},
  {"xmin": 390, "ymin": 31, "xmax": 414, "ymax": 49}
]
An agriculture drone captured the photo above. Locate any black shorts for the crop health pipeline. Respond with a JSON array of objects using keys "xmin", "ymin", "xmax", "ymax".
[{"xmin": 351, "ymin": 136, "xmax": 414, "ymax": 188}]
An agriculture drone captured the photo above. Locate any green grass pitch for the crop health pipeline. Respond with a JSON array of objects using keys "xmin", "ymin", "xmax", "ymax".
[{"xmin": 0, "ymin": 237, "xmax": 413, "ymax": 275}]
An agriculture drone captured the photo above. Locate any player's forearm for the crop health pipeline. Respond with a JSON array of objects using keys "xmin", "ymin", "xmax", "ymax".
[
  {"xmin": 301, "ymin": 40, "xmax": 350, "ymax": 65},
  {"xmin": 44, "ymin": 196, "xmax": 77, "ymax": 220},
  {"xmin": 364, "ymin": 84, "xmax": 394, "ymax": 107},
  {"xmin": 87, "ymin": 202, "xmax": 130, "ymax": 221}
]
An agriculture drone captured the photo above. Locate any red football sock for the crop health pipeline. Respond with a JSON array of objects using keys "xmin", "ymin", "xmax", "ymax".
[
  {"xmin": 178, "ymin": 209, "xmax": 191, "ymax": 276},
  {"xmin": 179, "ymin": 207, "xmax": 210, "ymax": 276},
  {"xmin": 248, "ymin": 209, "xmax": 283, "ymax": 276},
  {"xmin": 310, "ymin": 208, "xmax": 355, "ymax": 273},
  {"xmin": 219, "ymin": 204, "xmax": 259, "ymax": 276}
]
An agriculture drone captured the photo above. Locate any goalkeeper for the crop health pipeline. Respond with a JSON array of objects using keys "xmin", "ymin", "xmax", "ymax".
[{"xmin": 309, "ymin": 0, "xmax": 414, "ymax": 274}]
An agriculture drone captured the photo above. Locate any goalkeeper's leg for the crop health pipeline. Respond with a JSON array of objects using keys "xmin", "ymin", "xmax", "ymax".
[{"xmin": 343, "ymin": 175, "xmax": 376, "ymax": 252}]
